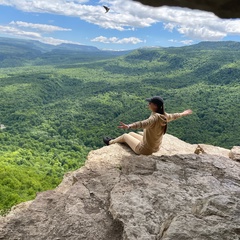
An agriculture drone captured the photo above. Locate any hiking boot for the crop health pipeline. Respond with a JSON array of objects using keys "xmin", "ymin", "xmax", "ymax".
[{"xmin": 103, "ymin": 137, "xmax": 112, "ymax": 145}]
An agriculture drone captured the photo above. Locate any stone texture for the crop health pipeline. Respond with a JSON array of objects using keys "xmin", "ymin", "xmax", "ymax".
[
  {"xmin": 0, "ymin": 147, "xmax": 125, "ymax": 240},
  {"xmin": 229, "ymin": 146, "xmax": 240, "ymax": 161},
  {"xmin": 156, "ymin": 133, "xmax": 198, "ymax": 156},
  {"xmin": 1, "ymin": 135, "xmax": 240, "ymax": 240},
  {"xmin": 154, "ymin": 133, "xmax": 229, "ymax": 159},
  {"xmin": 134, "ymin": 0, "xmax": 240, "ymax": 19}
]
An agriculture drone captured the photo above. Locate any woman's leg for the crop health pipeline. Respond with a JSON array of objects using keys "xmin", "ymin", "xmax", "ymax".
[
  {"xmin": 129, "ymin": 132, "xmax": 143, "ymax": 141},
  {"xmin": 109, "ymin": 133, "xmax": 141, "ymax": 154}
]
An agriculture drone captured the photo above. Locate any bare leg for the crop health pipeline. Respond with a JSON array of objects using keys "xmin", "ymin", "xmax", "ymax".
[{"xmin": 109, "ymin": 133, "xmax": 141, "ymax": 154}]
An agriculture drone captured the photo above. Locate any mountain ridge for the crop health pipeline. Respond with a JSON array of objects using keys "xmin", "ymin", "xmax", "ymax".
[
  {"xmin": 0, "ymin": 37, "xmax": 131, "ymax": 67},
  {"xmin": 0, "ymin": 36, "xmax": 135, "ymax": 53},
  {"xmin": 1, "ymin": 36, "xmax": 240, "ymax": 68}
]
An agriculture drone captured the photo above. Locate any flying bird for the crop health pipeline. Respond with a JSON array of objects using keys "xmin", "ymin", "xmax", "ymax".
[{"xmin": 103, "ymin": 5, "xmax": 110, "ymax": 13}]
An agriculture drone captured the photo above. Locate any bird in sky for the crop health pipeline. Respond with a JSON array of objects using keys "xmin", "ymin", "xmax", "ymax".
[{"xmin": 103, "ymin": 6, "xmax": 110, "ymax": 13}]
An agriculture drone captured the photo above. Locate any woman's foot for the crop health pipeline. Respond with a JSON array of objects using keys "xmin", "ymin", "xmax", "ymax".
[{"xmin": 103, "ymin": 137, "xmax": 112, "ymax": 145}]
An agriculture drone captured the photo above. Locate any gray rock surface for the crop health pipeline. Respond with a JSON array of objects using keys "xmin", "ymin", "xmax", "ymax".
[
  {"xmin": 155, "ymin": 134, "xmax": 198, "ymax": 156},
  {"xmin": 229, "ymin": 146, "xmax": 240, "ymax": 161},
  {"xmin": 194, "ymin": 143, "xmax": 230, "ymax": 158},
  {"xmin": 133, "ymin": 0, "xmax": 240, "ymax": 18},
  {"xmin": 1, "ymin": 135, "xmax": 240, "ymax": 240},
  {"xmin": 140, "ymin": 133, "xmax": 230, "ymax": 158}
]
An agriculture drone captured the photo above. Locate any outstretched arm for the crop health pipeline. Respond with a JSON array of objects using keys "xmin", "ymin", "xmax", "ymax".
[
  {"xmin": 166, "ymin": 109, "xmax": 193, "ymax": 122},
  {"xmin": 118, "ymin": 122, "xmax": 131, "ymax": 129},
  {"xmin": 117, "ymin": 114, "xmax": 160, "ymax": 130},
  {"xmin": 118, "ymin": 110, "xmax": 192, "ymax": 129},
  {"xmin": 182, "ymin": 109, "xmax": 193, "ymax": 116}
]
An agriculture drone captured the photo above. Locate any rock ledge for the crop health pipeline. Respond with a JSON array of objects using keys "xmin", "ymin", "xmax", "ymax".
[{"xmin": 0, "ymin": 135, "xmax": 240, "ymax": 240}]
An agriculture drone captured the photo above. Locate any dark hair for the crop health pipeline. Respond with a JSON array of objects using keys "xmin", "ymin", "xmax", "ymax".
[
  {"xmin": 156, "ymin": 104, "xmax": 164, "ymax": 115},
  {"xmin": 156, "ymin": 104, "xmax": 167, "ymax": 134}
]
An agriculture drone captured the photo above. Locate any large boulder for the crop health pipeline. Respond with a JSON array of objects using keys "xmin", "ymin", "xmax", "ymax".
[
  {"xmin": 155, "ymin": 134, "xmax": 230, "ymax": 159},
  {"xmin": 156, "ymin": 134, "xmax": 198, "ymax": 156},
  {"xmin": 1, "ymin": 137, "xmax": 240, "ymax": 240}
]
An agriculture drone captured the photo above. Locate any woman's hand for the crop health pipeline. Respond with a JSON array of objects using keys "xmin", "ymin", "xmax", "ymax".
[
  {"xmin": 118, "ymin": 122, "xmax": 130, "ymax": 129},
  {"xmin": 182, "ymin": 109, "xmax": 193, "ymax": 116}
]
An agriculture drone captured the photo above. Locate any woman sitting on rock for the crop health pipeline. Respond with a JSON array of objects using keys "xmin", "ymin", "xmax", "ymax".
[{"xmin": 103, "ymin": 96, "xmax": 192, "ymax": 155}]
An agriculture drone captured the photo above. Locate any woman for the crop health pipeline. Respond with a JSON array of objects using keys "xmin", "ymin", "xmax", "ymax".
[{"xmin": 103, "ymin": 96, "xmax": 192, "ymax": 155}]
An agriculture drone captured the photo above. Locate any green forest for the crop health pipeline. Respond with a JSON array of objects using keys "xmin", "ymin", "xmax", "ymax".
[{"xmin": 0, "ymin": 38, "xmax": 240, "ymax": 214}]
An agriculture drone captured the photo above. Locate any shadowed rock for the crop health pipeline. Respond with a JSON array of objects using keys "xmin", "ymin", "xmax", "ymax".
[{"xmin": 133, "ymin": 0, "xmax": 240, "ymax": 18}]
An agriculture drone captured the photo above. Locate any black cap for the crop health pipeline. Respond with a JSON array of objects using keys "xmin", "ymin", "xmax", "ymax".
[{"xmin": 146, "ymin": 96, "xmax": 164, "ymax": 106}]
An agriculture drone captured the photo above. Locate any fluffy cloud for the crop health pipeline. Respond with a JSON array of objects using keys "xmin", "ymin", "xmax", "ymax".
[
  {"xmin": 38, "ymin": 37, "xmax": 80, "ymax": 45},
  {"xmin": 180, "ymin": 40, "xmax": 194, "ymax": 45},
  {"xmin": 0, "ymin": 0, "xmax": 156, "ymax": 31},
  {"xmin": 9, "ymin": 21, "xmax": 71, "ymax": 32},
  {"xmin": 91, "ymin": 36, "xmax": 143, "ymax": 44},
  {"xmin": 177, "ymin": 26, "xmax": 226, "ymax": 40},
  {"xmin": 0, "ymin": 24, "xmax": 80, "ymax": 45},
  {"xmin": 168, "ymin": 39, "xmax": 194, "ymax": 45},
  {"xmin": 168, "ymin": 39, "xmax": 178, "ymax": 43},
  {"xmin": 0, "ymin": 25, "xmax": 42, "ymax": 38},
  {"xmin": 1, "ymin": 0, "xmax": 240, "ymax": 41},
  {"xmin": 164, "ymin": 23, "xmax": 175, "ymax": 32}
]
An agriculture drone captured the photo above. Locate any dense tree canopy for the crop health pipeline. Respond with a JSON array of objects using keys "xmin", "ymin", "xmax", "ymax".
[{"xmin": 0, "ymin": 39, "xmax": 240, "ymax": 213}]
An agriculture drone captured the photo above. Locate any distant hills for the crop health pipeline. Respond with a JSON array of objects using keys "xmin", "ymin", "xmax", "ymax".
[
  {"xmin": 0, "ymin": 37, "xmax": 109, "ymax": 52},
  {"xmin": 0, "ymin": 37, "xmax": 131, "ymax": 67},
  {"xmin": 54, "ymin": 43, "xmax": 100, "ymax": 52},
  {"xmin": 185, "ymin": 41, "xmax": 240, "ymax": 50},
  {"xmin": 1, "ymin": 37, "xmax": 240, "ymax": 68},
  {"xmin": 2, "ymin": 37, "xmax": 240, "ymax": 69}
]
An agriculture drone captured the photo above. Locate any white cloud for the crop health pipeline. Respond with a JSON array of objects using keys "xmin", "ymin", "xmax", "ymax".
[
  {"xmin": 168, "ymin": 39, "xmax": 178, "ymax": 43},
  {"xmin": 0, "ymin": 24, "xmax": 80, "ymax": 45},
  {"xmin": 160, "ymin": 7, "xmax": 240, "ymax": 40},
  {"xmin": 164, "ymin": 23, "xmax": 175, "ymax": 32},
  {"xmin": 0, "ymin": 0, "xmax": 240, "ymax": 42},
  {"xmin": 177, "ymin": 26, "xmax": 226, "ymax": 40},
  {"xmin": 117, "ymin": 37, "xmax": 144, "ymax": 44},
  {"xmin": 91, "ymin": 36, "xmax": 111, "ymax": 43},
  {"xmin": 180, "ymin": 40, "xmax": 194, "ymax": 45},
  {"xmin": 38, "ymin": 36, "xmax": 80, "ymax": 45},
  {"xmin": 168, "ymin": 39, "xmax": 194, "ymax": 45},
  {"xmin": 9, "ymin": 21, "xmax": 71, "ymax": 32},
  {"xmin": 91, "ymin": 36, "xmax": 143, "ymax": 44},
  {"xmin": 0, "ymin": 25, "xmax": 42, "ymax": 38},
  {"xmin": 0, "ymin": 20, "xmax": 77, "ymax": 45},
  {"xmin": 0, "ymin": 0, "xmax": 164, "ymax": 31}
]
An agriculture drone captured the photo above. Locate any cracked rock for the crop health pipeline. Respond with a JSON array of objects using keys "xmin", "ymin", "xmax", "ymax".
[{"xmin": 0, "ymin": 134, "xmax": 240, "ymax": 240}]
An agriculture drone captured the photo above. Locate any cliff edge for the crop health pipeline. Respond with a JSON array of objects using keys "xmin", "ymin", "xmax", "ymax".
[{"xmin": 0, "ymin": 134, "xmax": 240, "ymax": 240}]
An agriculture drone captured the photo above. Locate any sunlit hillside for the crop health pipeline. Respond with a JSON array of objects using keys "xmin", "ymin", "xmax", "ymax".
[{"xmin": 0, "ymin": 38, "xmax": 239, "ymax": 213}]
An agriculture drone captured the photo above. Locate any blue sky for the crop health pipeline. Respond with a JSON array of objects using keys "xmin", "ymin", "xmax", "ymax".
[{"xmin": 0, "ymin": 0, "xmax": 240, "ymax": 50}]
